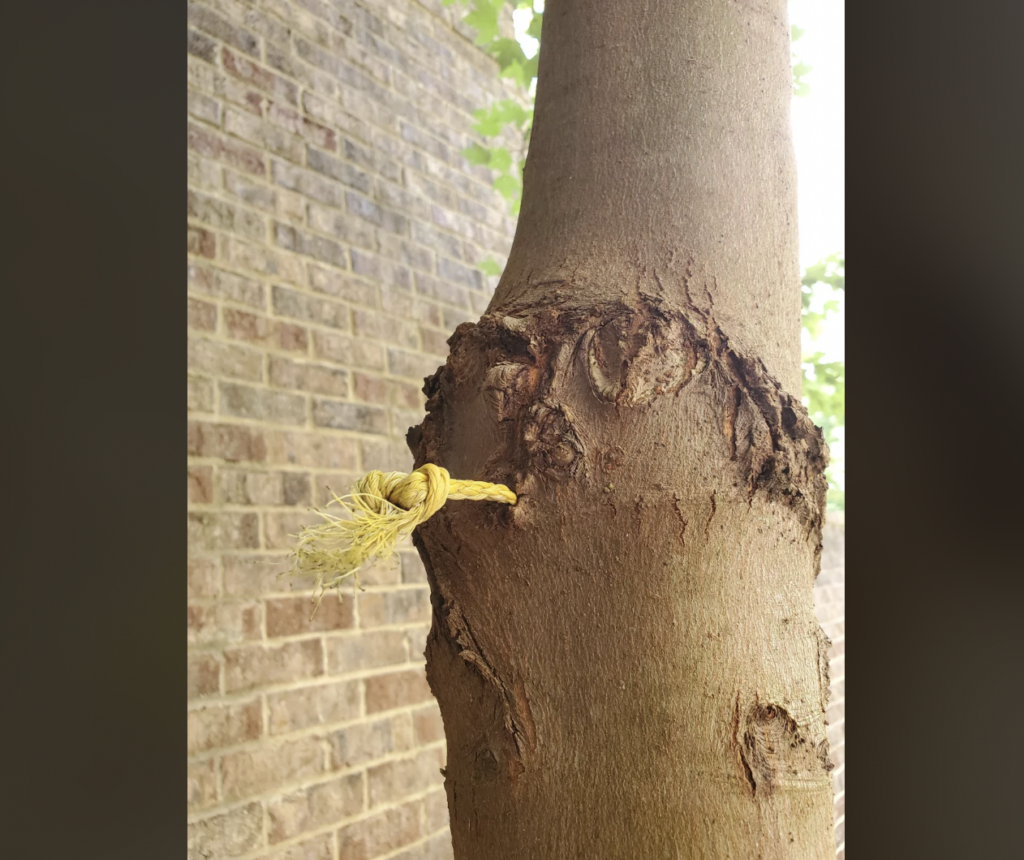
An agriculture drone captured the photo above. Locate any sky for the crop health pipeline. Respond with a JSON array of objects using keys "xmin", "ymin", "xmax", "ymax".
[
  {"xmin": 789, "ymin": 0, "xmax": 845, "ymax": 271},
  {"xmin": 789, "ymin": 0, "xmax": 844, "ymax": 370}
]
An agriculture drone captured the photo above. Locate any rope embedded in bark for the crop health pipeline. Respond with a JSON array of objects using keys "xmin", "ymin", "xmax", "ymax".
[{"xmin": 287, "ymin": 464, "xmax": 516, "ymax": 617}]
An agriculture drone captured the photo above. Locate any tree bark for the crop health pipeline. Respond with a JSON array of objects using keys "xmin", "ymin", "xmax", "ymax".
[{"xmin": 409, "ymin": 1, "xmax": 835, "ymax": 857}]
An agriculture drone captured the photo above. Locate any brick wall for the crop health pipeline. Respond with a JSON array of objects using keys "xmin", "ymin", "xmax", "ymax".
[
  {"xmin": 187, "ymin": 2, "xmax": 520, "ymax": 858},
  {"xmin": 815, "ymin": 515, "xmax": 846, "ymax": 858}
]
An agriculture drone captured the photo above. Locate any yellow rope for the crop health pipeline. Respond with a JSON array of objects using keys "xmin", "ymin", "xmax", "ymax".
[{"xmin": 287, "ymin": 464, "xmax": 516, "ymax": 617}]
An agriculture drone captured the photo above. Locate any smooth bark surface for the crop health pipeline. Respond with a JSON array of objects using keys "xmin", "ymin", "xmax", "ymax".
[{"xmin": 409, "ymin": 1, "xmax": 834, "ymax": 857}]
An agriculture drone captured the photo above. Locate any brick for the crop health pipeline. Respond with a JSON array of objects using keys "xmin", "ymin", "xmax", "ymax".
[
  {"xmin": 258, "ymin": 833, "xmax": 334, "ymax": 860},
  {"xmin": 266, "ymin": 595, "xmax": 354, "ymax": 638},
  {"xmin": 188, "ymin": 698, "xmax": 263, "ymax": 755},
  {"xmin": 188, "ymin": 225, "xmax": 216, "ymax": 259},
  {"xmin": 301, "ymin": 90, "xmax": 373, "ymax": 144},
  {"xmin": 351, "ymin": 249, "xmax": 412, "ymax": 289},
  {"xmin": 188, "ymin": 652, "xmax": 220, "ymax": 699},
  {"xmin": 404, "ymin": 626, "xmax": 430, "ymax": 664},
  {"xmin": 412, "ymin": 705, "xmax": 445, "ymax": 745},
  {"xmin": 267, "ymin": 773, "xmax": 364, "ymax": 843},
  {"xmin": 393, "ymin": 832, "xmax": 455, "ymax": 860},
  {"xmin": 189, "ymin": 152, "xmax": 222, "ymax": 191},
  {"xmin": 312, "ymin": 399, "xmax": 388, "ymax": 434},
  {"xmin": 352, "ymin": 373, "xmax": 422, "ymax": 411},
  {"xmin": 337, "ymin": 799, "xmax": 422, "ymax": 860},
  {"xmin": 222, "ymin": 47, "xmax": 299, "ymax": 105},
  {"xmin": 267, "ymin": 679, "xmax": 361, "ymax": 735},
  {"xmin": 273, "ymin": 223, "xmax": 348, "ymax": 269},
  {"xmin": 187, "ymin": 758, "xmax": 218, "ymax": 812},
  {"xmin": 188, "ymin": 337, "xmax": 263, "ymax": 381},
  {"xmin": 379, "ymin": 180, "xmax": 434, "ymax": 223},
  {"xmin": 222, "ymin": 235, "xmax": 305, "ymax": 284},
  {"xmin": 263, "ymin": 511, "xmax": 317, "ymax": 550},
  {"xmin": 188, "ymin": 557, "xmax": 221, "ymax": 599},
  {"xmin": 263, "ymin": 429, "xmax": 359, "ymax": 470},
  {"xmin": 187, "ymin": 28, "xmax": 217, "ymax": 64},
  {"xmin": 222, "ymin": 736, "xmax": 324, "ymax": 802},
  {"xmin": 306, "ymin": 201, "xmax": 378, "ymax": 252},
  {"xmin": 224, "ymin": 169, "xmax": 277, "ymax": 212},
  {"xmin": 188, "ymin": 803, "xmax": 263, "ymax": 860},
  {"xmin": 325, "ymin": 629, "xmax": 407, "ymax": 675},
  {"xmin": 306, "ymin": 146, "xmax": 372, "ymax": 194},
  {"xmin": 422, "ymin": 787, "xmax": 449, "ymax": 833},
  {"xmin": 188, "ymin": 121, "xmax": 266, "ymax": 176},
  {"xmin": 188, "ymin": 376, "xmax": 216, "ymax": 413},
  {"xmin": 312, "ymin": 331, "xmax": 386, "ymax": 371},
  {"xmin": 399, "ymin": 120, "xmax": 449, "ymax": 162},
  {"xmin": 420, "ymin": 327, "xmax": 450, "ymax": 357},
  {"xmin": 365, "ymin": 668, "xmax": 433, "ymax": 714},
  {"xmin": 225, "ymin": 108, "xmax": 305, "ymax": 164},
  {"xmin": 219, "ymin": 469, "xmax": 312, "ymax": 506},
  {"xmin": 360, "ymin": 589, "xmax": 428, "ymax": 626},
  {"xmin": 188, "ymin": 3, "xmax": 260, "ymax": 57},
  {"xmin": 272, "ymin": 358, "xmax": 352, "ymax": 399},
  {"xmin": 222, "ymin": 553, "xmax": 296, "ymax": 597},
  {"xmin": 442, "ymin": 306, "xmax": 476, "ymax": 330},
  {"xmin": 188, "ymin": 297, "xmax": 218, "ymax": 331},
  {"xmin": 272, "ymin": 284, "xmax": 350, "ymax": 329},
  {"xmin": 414, "ymin": 273, "xmax": 468, "ymax": 308},
  {"xmin": 346, "ymin": 191, "xmax": 408, "ymax": 234},
  {"xmin": 437, "ymin": 256, "xmax": 482, "ymax": 290},
  {"xmin": 267, "ymin": 102, "xmax": 337, "ymax": 152},
  {"xmin": 188, "ymin": 465, "xmax": 214, "ymax": 504},
  {"xmin": 401, "ymin": 552, "xmax": 427, "ymax": 584},
  {"xmin": 189, "ymin": 189, "xmax": 268, "ymax": 242},
  {"xmin": 223, "ymin": 308, "xmax": 308, "ymax": 353},
  {"xmin": 189, "ymin": 262, "xmax": 266, "ymax": 308},
  {"xmin": 387, "ymin": 348, "xmax": 442, "ymax": 382},
  {"xmin": 330, "ymin": 712, "xmax": 414, "ymax": 770},
  {"xmin": 189, "ymin": 599, "xmax": 263, "ymax": 647},
  {"xmin": 333, "ymin": 552, "xmax": 401, "ymax": 586},
  {"xmin": 307, "ymin": 264, "xmax": 378, "ymax": 307},
  {"xmin": 377, "ymin": 234, "xmax": 435, "ymax": 273},
  {"xmin": 367, "ymin": 747, "xmax": 445, "ymax": 807},
  {"xmin": 188, "ymin": 89, "xmax": 222, "ymax": 125},
  {"xmin": 361, "ymin": 438, "xmax": 414, "ymax": 473},
  {"xmin": 189, "ymin": 511, "xmax": 260, "ymax": 551},
  {"xmin": 224, "ymin": 640, "xmax": 324, "ymax": 693},
  {"xmin": 272, "ymin": 159, "xmax": 344, "ymax": 208},
  {"xmin": 188, "ymin": 420, "xmax": 267, "ymax": 463},
  {"xmin": 219, "ymin": 382, "xmax": 307, "ymax": 425},
  {"xmin": 380, "ymin": 288, "xmax": 441, "ymax": 326}
]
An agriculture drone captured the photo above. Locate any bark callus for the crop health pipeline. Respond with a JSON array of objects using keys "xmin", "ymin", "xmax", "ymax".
[{"xmin": 410, "ymin": 290, "xmax": 835, "ymax": 858}]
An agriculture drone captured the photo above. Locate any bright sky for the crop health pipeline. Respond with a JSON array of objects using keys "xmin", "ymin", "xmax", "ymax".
[{"xmin": 789, "ymin": 0, "xmax": 845, "ymax": 270}]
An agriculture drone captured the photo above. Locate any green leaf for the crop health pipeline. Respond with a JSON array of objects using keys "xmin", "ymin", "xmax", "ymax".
[
  {"xmin": 488, "ymin": 37, "xmax": 528, "ymax": 72},
  {"xmin": 493, "ymin": 173, "xmax": 521, "ymax": 201},
  {"xmin": 464, "ymin": 1, "xmax": 502, "ymax": 45},
  {"xmin": 791, "ymin": 25, "xmax": 805, "ymax": 42},
  {"xmin": 462, "ymin": 142, "xmax": 493, "ymax": 165},
  {"xmin": 526, "ymin": 11, "xmax": 543, "ymax": 40},
  {"xmin": 488, "ymin": 146, "xmax": 512, "ymax": 173},
  {"xmin": 478, "ymin": 256, "xmax": 503, "ymax": 276}
]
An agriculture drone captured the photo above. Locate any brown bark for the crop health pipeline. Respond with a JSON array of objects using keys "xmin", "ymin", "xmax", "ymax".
[{"xmin": 408, "ymin": 1, "xmax": 834, "ymax": 857}]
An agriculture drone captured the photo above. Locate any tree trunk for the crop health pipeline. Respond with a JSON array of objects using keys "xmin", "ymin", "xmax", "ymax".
[{"xmin": 408, "ymin": 1, "xmax": 835, "ymax": 857}]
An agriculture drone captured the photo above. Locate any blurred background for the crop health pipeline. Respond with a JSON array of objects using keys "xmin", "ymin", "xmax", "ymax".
[{"xmin": 187, "ymin": 1, "xmax": 845, "ymax": 858}]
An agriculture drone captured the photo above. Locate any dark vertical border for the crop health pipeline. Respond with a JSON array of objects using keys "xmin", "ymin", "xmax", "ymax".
[
  {"xmin": 849, "ymin": 0, "xmax": 1023, "ymax": 854},
  {"xmin": 5, "ymin": 2, "xmax": 181, "ymax": 857}
]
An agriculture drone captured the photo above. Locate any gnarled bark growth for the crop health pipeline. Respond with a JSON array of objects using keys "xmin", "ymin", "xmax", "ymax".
[{"xmin": 408, "ymin": 1, "xmax": 835, "ymax": 857}]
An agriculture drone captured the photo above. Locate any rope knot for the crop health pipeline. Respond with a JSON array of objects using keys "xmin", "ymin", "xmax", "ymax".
[
  {"xmin": 286, "ymin": 463, "xmax": 515, "ymax": 617},
  {"xmin": 356, "ymin": 463, "xmax": 451, "ymax": 525}
]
